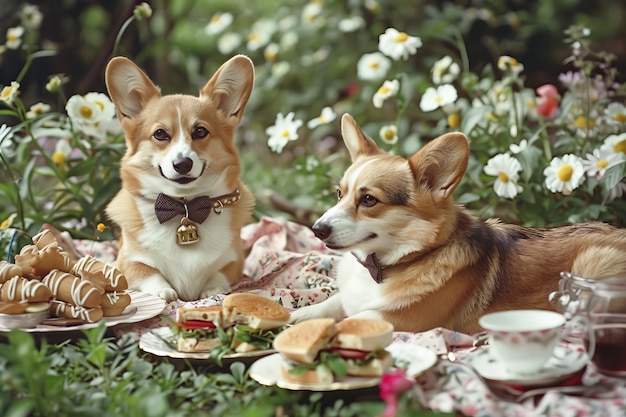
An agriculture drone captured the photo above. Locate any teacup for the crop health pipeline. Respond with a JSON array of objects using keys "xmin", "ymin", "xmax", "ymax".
[{"xmin": 478, "ymin": 309, "xmax": 566, "ymax": 375}]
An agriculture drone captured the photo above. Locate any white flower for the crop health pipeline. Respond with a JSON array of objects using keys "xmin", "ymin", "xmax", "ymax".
[
  {"xmin": 217, "ymin": 33, "xmax": 241, "ymax": 54},
  {"xmin": 543, "ymin": 154, "xmax": 585, "ymax": 195},
  {"xmin": 65, "ymin": 92, "xmax": 116, "ymax": 139},
  {"xmin": 5, "ymin": 27, "xmax": 24, "ymax": 50},
  {"xmin": 307, "ymin": 107, "xmax": 337, "ymax": 129},
  {"xmin": 601, "ymin": 133, "xmax": 626, "ymax": 155},
  {"xmin": 0, "ymin": 124, "xmax": 13, "ymax": 153},
  {"xmin": 497, "ymin": 55, "xmax": 524, "ymax": 74},
  {"xmin": 266, "ymin": 112, "xmax": 303, "ymax": 153},
  {"xmin": 432, "ymin": 55, "xmax": 460, "ymax": 84},
  {"xmin": 301, "ymin": 2, "xmax": 324, "ymax": 26},
  {"xmin": 247, "ymin": 19, "xmax": 276, "ymax": 51},
  {"xmin": 605, "ymin": 102, "xmax": 626, "ymax": 125},
  {"xmin": 20, "ymin": 4, "xmax": 43, "ymax": 30},
  {"xmin": 1, "ymin": 81, "xmax": 20, "ymax": 104},
  {"xmin": 356, "ymin": 52, "xmax": 391, "ymax": 81},
  {"xmin": 379, "ymin": 125, "xmax": 398, "ymax": 145},
  {"xmin": 338, "ymin": 16, "xmax": 365, "ymax": 32},
  {"xmin": 584, "ymin": 148, "xmax": 624, "ymax": 179},
  {"xmin": 419, "ymin": 84, "xmax": 458, "ymax": 112},
  {"xmin": 372, "ymin": 79, "xmax": 399, "ymax": 108},
  {"xmin": 270, "ymin": 61, "xmax": 291, "ymax": 79},
  {"xmin": 205, "ymin": 12, "xmax": 233, "ymax": 35},
  {"xmin": 26, "ymin": 102, "xmax": 51, "ymax": 119},
  {"xmin": 280, "ymin": 31, "xmax": 298, "ymax": 51},
  {"xmin": 483, "ymin": 153, "xmax": 523, "ymax": 199},
  {"xmin": 509, "ymin": 139, "xmax": 528, "ymax": 154},
  {"xmin": 378, "ymin": 28, "xmax": 422, "ymax": 60},
  {"xmin": 264, "ymin": 43, "xmax": 279, "ymax": 61}
]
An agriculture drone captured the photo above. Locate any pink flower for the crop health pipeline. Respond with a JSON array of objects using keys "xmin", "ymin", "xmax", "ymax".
[
  {"xmin": 380, "ymin": 369, "xmax": 415, "ymax": 417},
  {"xmin": 536, "ymin": 84, "xmax": 560, "ymax": 118}
]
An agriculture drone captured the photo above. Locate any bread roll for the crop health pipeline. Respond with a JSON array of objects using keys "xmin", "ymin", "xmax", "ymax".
[
  {"xmin": 42, "ymin": 269, "xmax": 101, "ymax": 308},
  {"xmin": 279, "ymin": 362, "xmax": 334, "ymax": 385},
  {"xmin": 333, "ymin": 318, "xmax": 394, "ymax": 351},
  {"xmin": 273, "ymin": 318, "xmax": 338, "ymax": 364},
  {"xmin": 100, "ymin": 291, "xmax": 131, "ymax": 316},
  {"xmin": 50, "ymin": 299, "xmax": 103, "ymax": 323},
  {"xmin": 0, "ymin": 261, "xmax": 22, "ymax": 284},
  {"xmin": 222, "ymin": 293, "xmax": 290, "ymax": 330},
  {"xmin": 0, "ymin": 276, "xmax": 52, "ymax": 303},
  {"xmin": 176, "ymin": 304, "xmax": 224, "ymax": 325}
]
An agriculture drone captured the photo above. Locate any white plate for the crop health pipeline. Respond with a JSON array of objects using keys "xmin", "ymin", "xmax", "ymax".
[
  {"xmin": 467, "ymin": 344, "xmax": 588, "ymax": 386},
  {"xmin": 139, "ymin": 326, "xmax": 275, "ymax": 361},
  {"xmin": 249, "ymin": 342, "xmax": 438, "ymax": 391},
  {"xmin": 0, "ymin": 291, "xmax": 166, "ymax": 333}
]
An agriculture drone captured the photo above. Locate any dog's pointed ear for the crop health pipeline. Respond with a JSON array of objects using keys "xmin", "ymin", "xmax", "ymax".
[
  {"xmin": 341, "ymin": 113, "xmax": 384, "ymax": 161},
  {"xmin": 408, "ymin": 132, "xmax": 469, "ymax": 199},
  {"xmin": 201, "ymin": 55, "xmax": 255, "ymax": 125},
  {"xmin": 105, "ymin": 56, "xmax": 161, "ymax": 121}
]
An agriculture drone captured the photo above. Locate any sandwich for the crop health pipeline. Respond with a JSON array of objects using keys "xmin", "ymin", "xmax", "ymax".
[
  {"xmin": 174, "ymin": 293, "xmax": 290, "ymax": 361},
  {"xmin": 273, "ymin": 317, "xmax": 394, "ymax": 384}
]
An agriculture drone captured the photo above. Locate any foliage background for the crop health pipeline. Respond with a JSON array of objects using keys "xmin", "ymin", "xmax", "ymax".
[{"xmin": 1, "ymin": 0, "xmax": 625, "ymax": 261}]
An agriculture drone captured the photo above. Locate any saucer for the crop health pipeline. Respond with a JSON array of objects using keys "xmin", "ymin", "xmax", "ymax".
[{"xmin": 467, "ymin": 344, "xmax": 588, "ymax": 387}]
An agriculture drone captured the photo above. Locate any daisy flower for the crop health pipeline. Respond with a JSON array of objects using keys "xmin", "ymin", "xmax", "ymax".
[
  {"xmin": 372, "ymin": 79, "xmax": 399, "ymax": 108},
  {"xmin": 301, "ymin": 2, "xmax": 324, "ymax": 26},
  {"xmin": 605, "ymin": 102, "xmax": 626, "ymax": 125},
  {"xmin": 338, "ymin": 15, "xmax": 364, "ymax": 32},
  {"xmin": 543, "ymin": 154, "xmax": 585, "ymax": 195},
  {"xmin": 584, "ymin": 148, "xmax": 624, "ymax": 179},
  {"xmin": 497, "ymin": 55, "xmax": 524, "ymax": 75},
  {"xmin": 66, "ymin": 92, "xmax": 116, "ymax": 139},
  {"xmin": 266, "ymin": 112, "xmax": 303, "ymax": 153},
  {"xmin": 26, "ymin": 102, "xmax": 51, "ymax": 119},
  {"xmin": 432, "ymin": 55, "xmax": 460, "ymax": 84},
  {"xmin": 509, "ymin": 139, "xmax": 528, "ymax": 154},
  {"xmin": 307, "ymin": 107, "xmax": 337, "ymax": 129},
  {"xmin": 247, "ymin": 19, "xmax": 276, "ymax": 52},
  {"xmin": 217, "ymin": 33, "xmax": 241, "ymax": 54},
  {"xmin": 378, "ymin": 28, "xmax": 422, "ymax": 61},
  {"xmin": 356, "ymin": 52, "xmax": 391, "ymax": 81},
  {"xmin": 0, "ymin": 81, "xmax": 20, "ymax": 104},
  {"xmin": 419, "ymin": 84, "xmax": 458, "ymax": 112},
  {"xmin": 483, "ymin": 153, "xmax": 523, "ymax": 199},
  {"xmin": 379, "ymin": 125, "xmax": 398, "ymax": 145},
  {"xmin": 20, "ymin": 4, "xmax": 43, "ymax": 29},
  {"xmin": 5, "ymin": 26, "xmax": 24, "ymax": 50},
  {"xmin": 205, "ymin": 12, "xmax": 233, "ymax": 35},
  {"xmin": 601, "ymin": 133, "xmax": 626, "ymax": 155}
]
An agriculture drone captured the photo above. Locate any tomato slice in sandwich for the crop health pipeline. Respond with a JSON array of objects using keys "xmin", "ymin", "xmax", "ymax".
[
  {"xmin": 178, "ymin": 320, "xmax": 217, "ymax": 330},
  {"xmin": 331, "ymin": 348, "xmax": 369, "ymax": 360}
]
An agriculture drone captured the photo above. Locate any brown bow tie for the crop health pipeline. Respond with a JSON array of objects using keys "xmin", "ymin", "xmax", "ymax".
[
  {"xmin": 154, "ymin": 194, "xmax": 212, "ymax": 224},
  {"xmin": 354, "ymin": 252, "xmax": 384, "ymax": 283}
]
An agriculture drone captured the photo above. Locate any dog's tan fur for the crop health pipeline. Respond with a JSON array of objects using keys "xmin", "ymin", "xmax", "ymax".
[
  {"xmin": 290, "ymin": 114, "xmax": 626, "ymax": 334},
  {"xmin": 105, "ymin": 55, "xmax": 255, "ymax": 301}
]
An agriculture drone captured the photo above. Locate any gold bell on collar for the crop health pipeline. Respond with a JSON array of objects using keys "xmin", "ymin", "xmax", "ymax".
[{"xmin": 176, "ymin": 217, "xmax": 199, "ymax": 245}]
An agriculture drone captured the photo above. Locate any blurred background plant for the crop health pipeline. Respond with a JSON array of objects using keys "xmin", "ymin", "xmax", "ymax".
[{"xmin": 1, "ymin": 0, "xmax": 625, "ymax": 262}]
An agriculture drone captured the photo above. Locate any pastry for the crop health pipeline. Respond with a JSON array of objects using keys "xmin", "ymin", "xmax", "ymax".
[
  {"xmin": 0, "ymin": 276, "xmax": 52, "ymax": 303},
  {"xmin": 50, "ymin": 299, "xmax": 103, "ymax": 323},
  {"xmin": 0, "ymin": 260, "xmax": 23, "ymax": 284},
  {"xmin": 100, "ymin": 291, "xmax": 131, "ymax": 316},
  {"xmin": 42, "ymin": 269, "xmax": 101, "ymax": 308}
]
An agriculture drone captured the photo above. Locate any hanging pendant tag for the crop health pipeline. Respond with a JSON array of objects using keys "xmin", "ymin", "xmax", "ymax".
[{"xmin": 176, "ymin": 217, "xmax": 200, "ymax": 245}]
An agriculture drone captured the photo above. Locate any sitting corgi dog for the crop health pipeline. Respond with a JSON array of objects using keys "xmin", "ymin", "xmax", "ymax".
[
  {"xmin": 290, "ymin": 113, "xmax": 626, "ymax": 334},
  {"xmin": 104, "ymin": 55, "xmax": 255, "ymax": 301}
]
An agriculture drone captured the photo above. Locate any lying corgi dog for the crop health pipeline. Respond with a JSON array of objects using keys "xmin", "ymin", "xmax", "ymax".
[
  {"xmin": 104, "ymin": 55, "xmax": 255, "ymax": 301},
  {"xmin": 290, "ymin": 113, "xmax": 626, "ymax": 334}
]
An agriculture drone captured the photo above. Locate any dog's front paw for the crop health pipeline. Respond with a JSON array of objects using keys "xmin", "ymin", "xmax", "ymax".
[
  {"xmin": 155, "ymin": 288, "xmax": 179, "ymax": 302},
  {"xmin": 200, "ymin": 287, "xmax": 229, "ymax": 299}
]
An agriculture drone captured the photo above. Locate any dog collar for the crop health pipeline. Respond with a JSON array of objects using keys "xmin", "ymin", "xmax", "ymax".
[{"xmin": 153, "ymin": 189, "xmax": 240, "ymax": 245}]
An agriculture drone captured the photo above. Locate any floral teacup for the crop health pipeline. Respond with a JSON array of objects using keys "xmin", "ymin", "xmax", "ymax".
[{"xmin": 478, "ymin": 309, "xmax": 566, "ymax": 374}]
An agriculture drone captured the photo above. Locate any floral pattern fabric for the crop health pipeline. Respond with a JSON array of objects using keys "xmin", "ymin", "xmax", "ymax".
[{"xmin": 73, "ymin": 217, "xmax": 626, "ymax": 416}]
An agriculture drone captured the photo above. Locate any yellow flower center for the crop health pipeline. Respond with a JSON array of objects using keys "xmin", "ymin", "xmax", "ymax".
[
  {"xmin": 596, "ymin": 159, "xmax": 609, "ymax": 169},
  {"xmin": 574, "ymin": 116, "xmax": 595, "ymax": 129},
  {"xmin": 211, "ymin": 15, "xmax": 222, "ymax": 24},
  {"xmin": 378, "ymin": 86, "xmax": 390, "ymax": 95},
  {"xmin": 281, "ymin": 129, "xmax": 290, "ymax": 138},
  {"xmin": 369, "ymin": 62, "xmax": 379, "ymax": 69},
  {"xmin": 557, "ymin": 164, "xmax": 573, "ymax": 182},
  {"xmin": 0, "ymin": 219, "xmax": 9, "ymax": 229},
  {"xmin": 52, "ymin": 150, "xmax": 66, "ymax": 166},
  {"xmin": 382, "ymin": 129, "xmax": 395, "ymax": 142},
  {"xmin": 79, "ymin": 105, "xmax": 93, "ymax": 119},
  {"xmin": 615, "ymin": 139, "xmax": 626, "ymax": 154},
  {"xmin": 394, "ymin": 32, "xmax": 408, "ymax": 43},
  {"xmin": 447, "ymin": 113, "xmax": 461, "ymax": 129},
  {"xmin": 97, "ymin": 223, "xmax": 106, "ymax": 232},
  {"xmin": 249, "ymin": 33, "xmax": 260, "ymax": 42},
  {"xmin": 1, "ymin": 87, "xmax": 13, "ymax": 99},
  {"xmin": 613, "ymin": 113, "xmax": 626, "ymax": 123},
  {"xmin": 498, "ymin": 172, "xmax": 510, "ymax": 183}
]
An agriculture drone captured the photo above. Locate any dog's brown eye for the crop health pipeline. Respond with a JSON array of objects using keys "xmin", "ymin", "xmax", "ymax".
[
  {"xmin": 153, "ymin": 129, "xmax": 170, "ymax": 141},
  {"xmin": 192, "ymin": 126, "xmax": 209, "ymax": 140},
  {"xmin": 361, "ymin": 194, "xmax": 377, "ymax": 207}
]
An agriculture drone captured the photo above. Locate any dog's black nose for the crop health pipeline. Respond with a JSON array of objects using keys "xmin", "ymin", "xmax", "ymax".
[
  {"xmin": 173, "ymin": 157, "xmax": 193, "ymax": 174},
  {"xmin": 312, "ymin": 222, "xmax": 331, "ymax": 241}
]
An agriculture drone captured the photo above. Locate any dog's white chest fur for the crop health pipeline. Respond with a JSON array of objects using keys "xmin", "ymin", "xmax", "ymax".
[{"xmin": 336, "ymin": 254, "xmax": 387, "ymax": 314}]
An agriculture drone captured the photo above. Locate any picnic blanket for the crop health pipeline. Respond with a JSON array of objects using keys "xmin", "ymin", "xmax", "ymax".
[{"xmin": 72, "ymin": 216, "xmax": 626, "ymax": 417}]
